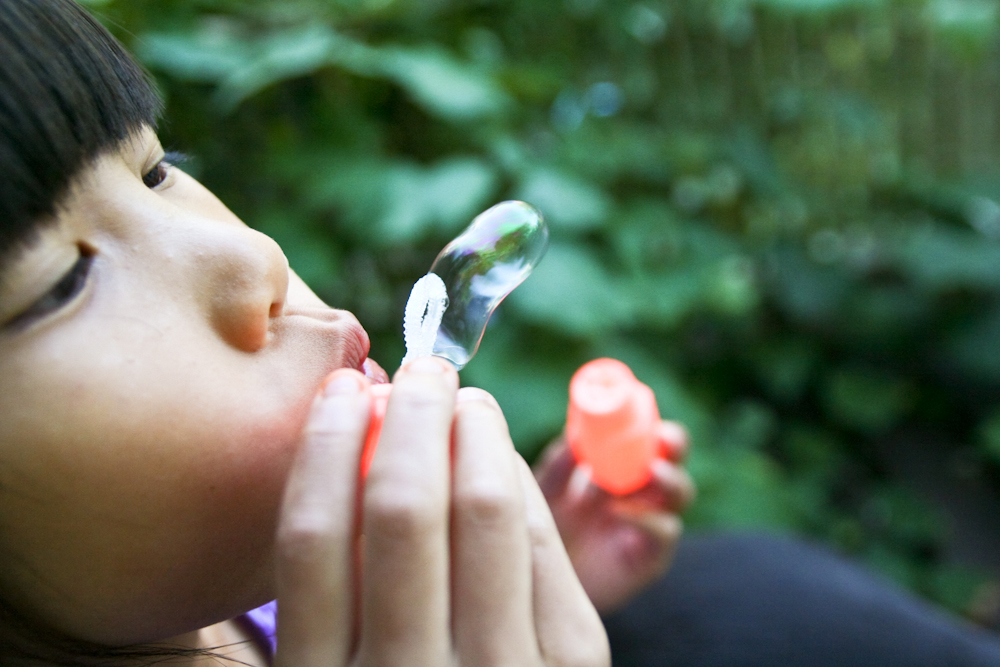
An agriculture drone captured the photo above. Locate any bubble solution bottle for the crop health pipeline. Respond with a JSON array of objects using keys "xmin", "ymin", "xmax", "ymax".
[
  {"xmin": 565, "ymin": 358, "xmax": 661, "ymax": 495},
  {"xmin": 361, "ymin": 200, "xmax": 549, "ymax": 477}
]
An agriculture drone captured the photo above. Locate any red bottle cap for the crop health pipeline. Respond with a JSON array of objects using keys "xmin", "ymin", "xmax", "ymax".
[
  {"xmin": 566, "ymin": 358, "xmax": 660, "ymax": 495},
  {"xmin": 362, "ymin": 383, "xmax": 393, "ymax": 478}
]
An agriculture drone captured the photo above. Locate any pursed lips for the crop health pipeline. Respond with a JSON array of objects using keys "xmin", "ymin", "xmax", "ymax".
[{"xmin": 280, "ymin": 306, "xmax": 374, "ymax": 377}]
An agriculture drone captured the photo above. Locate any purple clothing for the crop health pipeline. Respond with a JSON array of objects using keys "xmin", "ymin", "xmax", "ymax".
[{"xmin": 237, "ymin": 600, "xmax": 277, "ymax": 664}]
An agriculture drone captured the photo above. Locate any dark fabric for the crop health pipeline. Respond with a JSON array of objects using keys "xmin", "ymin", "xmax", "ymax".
[{"xmin": 604, "ymin": 533, "xmax": 1000, "ymax": 667}]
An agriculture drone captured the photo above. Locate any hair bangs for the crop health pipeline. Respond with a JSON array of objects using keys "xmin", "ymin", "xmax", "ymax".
[{"xmin": 0, "ymin": 0, "xmax": 162, "ymax": 267}]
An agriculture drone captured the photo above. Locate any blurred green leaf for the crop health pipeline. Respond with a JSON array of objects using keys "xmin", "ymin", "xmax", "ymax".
[
  {"xmin": 515, "ymin": 168, "xmax": 612, "ymax": 231},
  {"xmin": 374, "ymin": 159, "xmax": 498, "ymax": 242},
  {"xmin": 685, "ymin": 447, "xmax": 801, "ymax": 530},
  {"xmin": 626, "ymin": 273, "xmax": 705, "ymax": 326},
  {"xmin": 214, "ymin": 24, "xmax": 341, "ymax": 110},
  {"xmin": 928, "ymin": 567, "xmax": 990, "ymax": 614},
  {"xmin": 781, "ymin": 424, "xmax": 846, "ymax": 482},
  {"xmin": 766, "ymin": 248, "xmax": 853, "ymax": 323},
  {"xmin": 755, "ymin": 0, "xmax": 882, "ymax": 15},
  {"xmin": 823, "ymin": 369, "xmax": 916, "ymax": 434},
  {"xmin": 942, "ymin": 306, "xmax": 1000, "ymax": 383},
  {"xmin": 143, "ymin": 23, "xmax": 508, "ymax": 119},
  {"xmin": 378, "ymin": 46, "xmax": 510, "ymax": 121},
  {"xmin": 926, "ymin": 0, "xmax": 1000, "ymax": 62},
  {"xmin": 893, "ymin": 224, "xmax": 1000, "ymax": 292},
  {"xmin": 138, "ymin": 26, "xmax": 252, "ymax": 82},
  {"xmin": 717, "ymin": 400, "xmax": 779, "ymax": 451},
  {"xmin": 753, "ymin": 339, "xmax": 818, "ymax": 403},
  {"xmin": 508, "ymin": 242, "xmax": 630, "ymax": 335},
  {"xmin": 977, "ymin": 409, "xmax": 1000, "ymax": 465},
  {"xmin": 307, "ymin": 157, "xmax": 497, "ymax": 244}
]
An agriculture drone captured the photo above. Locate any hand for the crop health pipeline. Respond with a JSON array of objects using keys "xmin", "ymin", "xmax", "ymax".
[
  {"xmin": 535, "ymin": 422, "xmax": 695, "ymax": 614},
  {"xmin": 274, "ymin": 358, "xmax": 610, "ymax": 666}
]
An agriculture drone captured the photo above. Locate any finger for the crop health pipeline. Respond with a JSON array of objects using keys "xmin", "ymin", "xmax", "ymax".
[
  {"xmin": 565, "ymin": 464, "xmax": 599, "ymax": 505},
  {"xmin": 362, "ymin": 357, "xmax": 390, "ymax": 384},
  {"xmin": 610, "ymin": 459, "xmax": 694, "ymax": 516},
  {"xmin": 358, "ymin": 357, "xmax": 457, "ymax": 665},
  {"xmin": 533, "ymin": 438, "xmax": 577, "ymax": 501},
  {"xmin": 658, "ymin": 421, "xmax": 689, "ymax": 462},
  {"xmin": 648, "ymin": 458, "xmax": 696, "ymax": 512},
  {"xmin": 275, "ymin": 370, "xmax": 369, "ymax": 667},
  {"xmin": 534, "ymin": 440, "xmax": 604, "ymax": 516},
  {"xmin": 451, "ymin": 388, "xmax": 538, "ymax": 664},
  {"xmin": 517, "ymin": 458, "xmax": 611, "ymax": 667},
  {"xmin": 615, "ymin": 511, "xmax": 684, "ymax": 578},
  {"xmin": 629, "ymin": 511, "xmax": 683, "ymax": 558}
]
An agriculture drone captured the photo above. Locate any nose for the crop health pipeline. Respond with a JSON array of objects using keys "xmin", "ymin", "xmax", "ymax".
[{"xmin": 199, "ymin": 227, "xmax": 289, "ymax": 353}]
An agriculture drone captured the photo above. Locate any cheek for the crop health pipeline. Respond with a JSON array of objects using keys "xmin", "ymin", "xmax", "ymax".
[{"xmin": 0, "ymin": 334, "xmax": 313, "ymax": 643}]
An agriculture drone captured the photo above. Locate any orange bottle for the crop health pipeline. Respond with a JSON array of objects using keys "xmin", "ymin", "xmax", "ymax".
[{"xmin": 566, "ymin": 358, "xmax": 661, "ymax": 495}]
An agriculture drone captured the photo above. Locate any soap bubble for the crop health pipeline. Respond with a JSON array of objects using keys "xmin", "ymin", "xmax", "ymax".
[{"xmin": 415, "ymin": 201, "xmax": 549, "ymax": 369}]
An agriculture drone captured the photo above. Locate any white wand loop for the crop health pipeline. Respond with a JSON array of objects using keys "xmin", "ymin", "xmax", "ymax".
[{"xmin": 401, "ymin": 273, "xmax": 449, "ymax": 366}]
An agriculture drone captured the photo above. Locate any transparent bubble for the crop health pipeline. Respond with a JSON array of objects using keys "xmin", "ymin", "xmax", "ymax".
[{"xmin": 406, "ymin": 201, "xmax": 548, "ymax": 370}]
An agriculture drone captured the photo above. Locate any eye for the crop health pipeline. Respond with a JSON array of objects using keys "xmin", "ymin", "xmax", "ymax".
[
  {"xmin": 5, "ymin": 251, "xmax": 95, "ymax": 331},
  {"xmin": 142, "ymin": 160, "xmax": 169, "ymax": 188},
  {"xmin": 141, "ymin": 151, "xmax": 189, "ymax": 189}
]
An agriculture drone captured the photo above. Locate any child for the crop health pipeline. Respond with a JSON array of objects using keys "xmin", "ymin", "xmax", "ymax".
[
  {"xmin": 0, "ymin": 1, "xmax": 692, "ymax": 664},
  {"xmin": 9, "ymin": 3, "xmax": 1000, "ymax": 667}
]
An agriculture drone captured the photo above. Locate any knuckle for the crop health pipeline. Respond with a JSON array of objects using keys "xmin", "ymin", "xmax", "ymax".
[
  {"xmin": 549, "ymin": 638, "xmax": 611, "ymax": 667},
  {"xmin": 303, "ymin": 413, "xmax": 363, "ymax": 442},
  {"xmin": 365, "ymin": 487, "xmax": 445, "ymax": 541},
  {"xmin": 391, "ymin": 382, "xmax": 450, "ymax": 412},
  {"xmin": 454, "ymin": 482, "xmax": 520, "ymax": 527},
  {"xmin": 276, "ymin": 512, "xmax": 344, "ymax": 565}
]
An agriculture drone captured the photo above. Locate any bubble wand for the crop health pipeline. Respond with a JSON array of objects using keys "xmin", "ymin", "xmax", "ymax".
[{"xmin": 362, "ymin": 201, "xmax": 549, "ymax": 476}]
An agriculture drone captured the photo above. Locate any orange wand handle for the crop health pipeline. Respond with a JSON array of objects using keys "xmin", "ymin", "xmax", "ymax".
[
  {"xmin": 566, "ymin": 358, "xmax": 661, "ymax": 495},
  {"xmin": 361, "ymin": 383, "xmax": 393, "ymax": 478}
]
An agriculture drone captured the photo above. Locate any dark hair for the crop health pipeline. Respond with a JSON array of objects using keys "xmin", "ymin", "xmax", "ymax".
[{"xmin": 0, "ymin": 0, "xmax": 162, "ymax": 271}]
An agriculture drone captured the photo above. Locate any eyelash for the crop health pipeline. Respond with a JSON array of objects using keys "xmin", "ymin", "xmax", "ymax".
[
  {"xmin": 6, "ymin": 251, "xmax": 95, "ymax": 332},
  {"xmin": 142, "ymin": 151, "xmax": 190, "ymax": 189}
]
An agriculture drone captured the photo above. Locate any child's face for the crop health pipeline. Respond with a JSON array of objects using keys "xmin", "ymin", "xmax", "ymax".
[{"xmin": 0, "ymin": 127, "xmax": 374, "ymax": 645}]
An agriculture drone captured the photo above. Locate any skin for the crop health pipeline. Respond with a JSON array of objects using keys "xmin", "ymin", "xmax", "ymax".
[{"xmin": 0, "ymin": 124, "xmax": 690, "ymax": 665}]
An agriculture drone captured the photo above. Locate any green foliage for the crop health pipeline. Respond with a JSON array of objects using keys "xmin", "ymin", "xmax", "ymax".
[{"xmin": 92, "ymin": 0, "xmax": 1000, "ymax": 619}]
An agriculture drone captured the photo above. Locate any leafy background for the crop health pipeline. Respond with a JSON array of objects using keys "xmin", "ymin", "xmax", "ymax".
[{"xmin": 86, "ymin": 0, "xmax": 1000, "ymax": 625}]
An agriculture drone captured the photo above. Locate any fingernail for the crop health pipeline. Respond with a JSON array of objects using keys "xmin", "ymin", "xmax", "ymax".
[
  {"xmin": 405, "ymin": 356, "xmax": 448, "ymax": 374},
  {"xmin": 324, "ymin": 372, "xmax": 362, "ymax": 396}
]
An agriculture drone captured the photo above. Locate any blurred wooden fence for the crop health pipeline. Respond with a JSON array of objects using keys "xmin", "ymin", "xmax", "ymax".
[{"xmin": 656, "ymin": 1, "xmax": 1000, "ymax": 182}]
